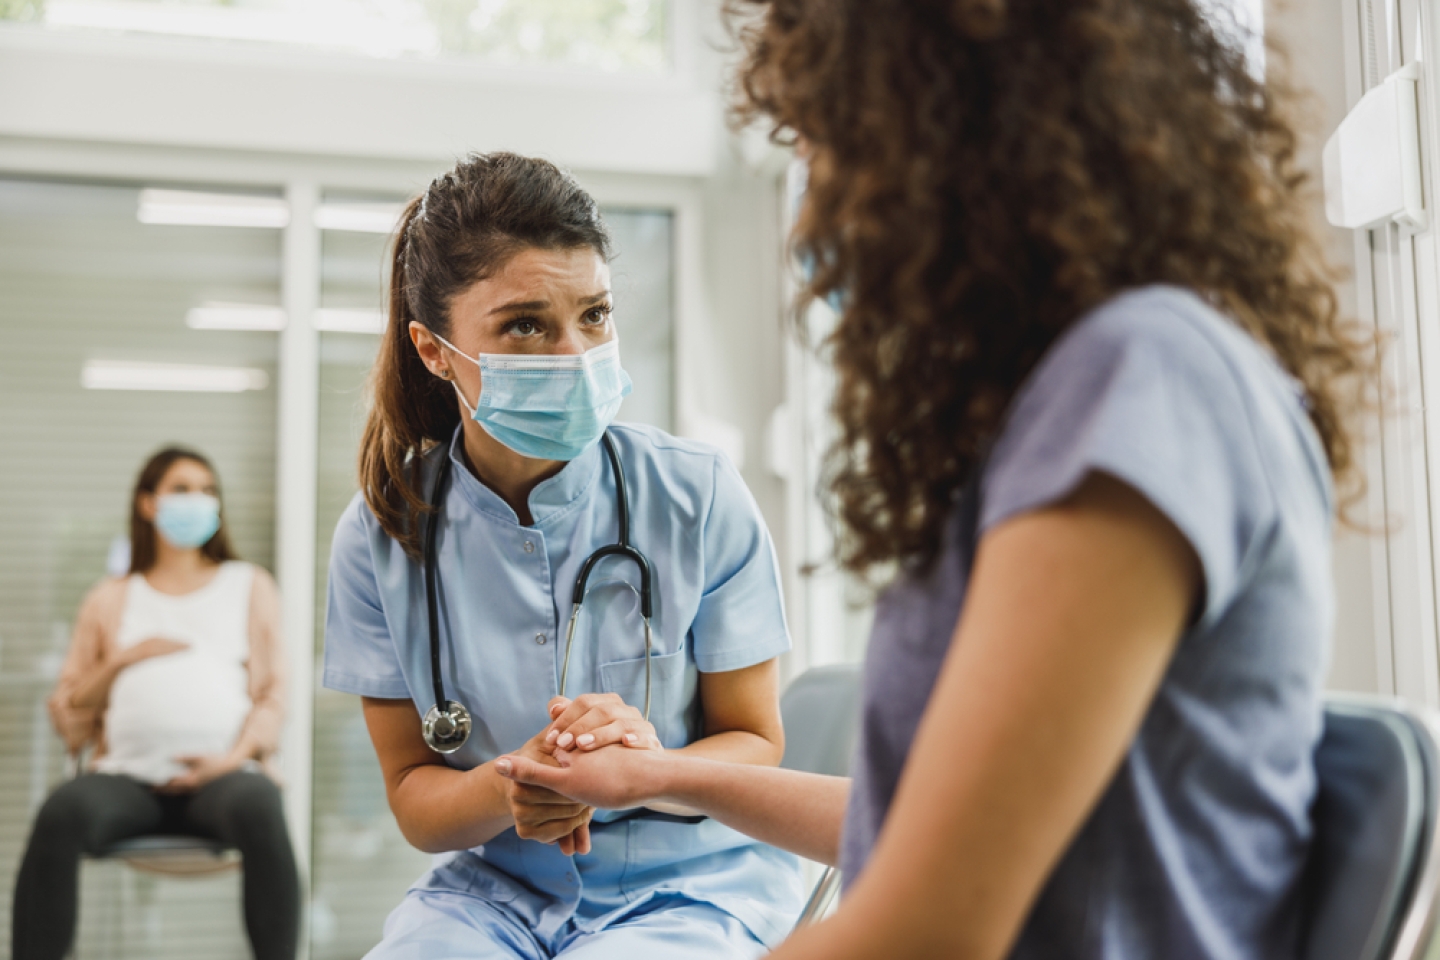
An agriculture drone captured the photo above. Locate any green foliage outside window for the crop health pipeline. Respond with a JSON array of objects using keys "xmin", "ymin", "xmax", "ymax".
[
  {"xmin": 0, "ymin": 0, "xmax": 45, "ymax": 23},
  {"xmin": 0, "ymin": 0, "xmax": 666, "ymax": 73}
]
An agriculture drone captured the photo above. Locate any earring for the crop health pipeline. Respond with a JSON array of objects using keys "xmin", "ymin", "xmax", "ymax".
[{"xmin": 438, "ymin": 369, "xmax": 451, "ymax": 380}]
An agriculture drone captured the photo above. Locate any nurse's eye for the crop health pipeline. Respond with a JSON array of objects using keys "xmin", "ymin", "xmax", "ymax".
[
  {"xmin": 504, "ymin": 317, "xmax": 541, "ymax": 337},
  {"xmin": 582, "ymin": 305, "xmax": 612, "ymax": 326}
]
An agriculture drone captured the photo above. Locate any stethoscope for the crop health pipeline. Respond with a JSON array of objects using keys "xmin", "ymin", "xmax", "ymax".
[{"xmin": 420, "ymin": 431, "xmax": 656, "ymax": 754}]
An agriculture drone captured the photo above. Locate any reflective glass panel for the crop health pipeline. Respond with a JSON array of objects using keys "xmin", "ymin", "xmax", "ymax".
[{"xmin": 0, "ymin": 177, "xmax": 281, "ymax": 960}]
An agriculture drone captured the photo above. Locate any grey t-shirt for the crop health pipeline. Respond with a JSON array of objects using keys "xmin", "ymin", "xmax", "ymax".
[{"xmin": 839, "ymin": 285, "xmax": 1334, "ymax": 960}]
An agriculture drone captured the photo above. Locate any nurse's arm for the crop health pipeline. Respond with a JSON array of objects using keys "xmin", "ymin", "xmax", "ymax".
[
  {"xmin": 362, "ymin": 696, "xmax": 591, "ymax": 853},
  {"xmin": 769, "ymin": 473, "xmax": 1199, "ymax": 960}
]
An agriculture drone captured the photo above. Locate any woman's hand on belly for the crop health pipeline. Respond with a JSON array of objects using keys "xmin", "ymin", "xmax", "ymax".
[
  {"xmin": 505, "ymin": 726, "xmax": 597, "ymax": 855},
  {"xmin": 543, "ymin": 694, "xmax": 662, "ymax": 753},
  {"xmin": 155, "ymin": 751, "xmax": 246, "ymax": 794}
]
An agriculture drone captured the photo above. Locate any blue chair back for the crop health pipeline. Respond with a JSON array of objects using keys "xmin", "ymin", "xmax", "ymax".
[
  {"xmin": 1302, "ymin": 697, "xmax": 1440, "ymax": 960},
  {"xmin": 780, "ymin": 663, "xmax": 862, "ymax": 777},
  {"xmin": 781, "ymin": 663, "xmax": 862, "ymax": 930}
]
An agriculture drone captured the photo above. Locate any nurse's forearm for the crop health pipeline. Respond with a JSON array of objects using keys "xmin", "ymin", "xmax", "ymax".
[
  {"xmin": 387, "ymin": 761, "xmax": 516, "ymax": 853},
  {"xmin": 656, "ymin": 756, "xmax": 850, "ymax": 865}
]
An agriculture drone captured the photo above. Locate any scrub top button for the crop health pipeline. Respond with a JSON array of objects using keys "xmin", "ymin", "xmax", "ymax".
[
  {"xmin": 523, "ymin": 540, "xmax": 535, "ymax": 553},
  {"xmin": 535, "ymin": 633, "xmax": 547, "ymax": 645}
]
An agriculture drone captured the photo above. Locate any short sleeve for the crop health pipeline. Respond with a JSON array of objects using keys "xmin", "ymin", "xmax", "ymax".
[
  {"xmin": 980, "ymin": 292, "xmax": 1279, "ymax": 627},
  {"xmin": 322, "ymin": 495, "xmax": 411, "ymax": 699},
  {"xmin": 689, "ymin": 455, "xmax": 793, "ymax": 673}
]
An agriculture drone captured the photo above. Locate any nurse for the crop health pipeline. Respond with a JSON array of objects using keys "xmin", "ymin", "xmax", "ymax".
[{"xmin": 323, "ymin": 152, "xmax": 802, "ymax": 960}]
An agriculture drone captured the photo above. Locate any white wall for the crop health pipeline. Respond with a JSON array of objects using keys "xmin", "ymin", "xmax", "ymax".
[{"xmin": 1265, "ymin": 0, "xmax": 1385, "ymax": 695}]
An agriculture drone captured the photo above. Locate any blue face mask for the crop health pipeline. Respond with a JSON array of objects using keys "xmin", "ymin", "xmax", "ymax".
[
  {"xmin": 437, "ymin": 335, "xmax": 633, "ymax": 462},
  {"xmin": 154, "ymin": 493, "xmax": 221, "ymax": 549},
  {"xmin": 791, "ymin": 163, "xmax": 847, "ymax": 315}
]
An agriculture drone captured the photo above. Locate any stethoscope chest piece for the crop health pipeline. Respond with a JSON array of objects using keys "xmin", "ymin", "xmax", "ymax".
[{"xmin": 422, "ymin": 701, "xmax": 472, "ymax": 754}]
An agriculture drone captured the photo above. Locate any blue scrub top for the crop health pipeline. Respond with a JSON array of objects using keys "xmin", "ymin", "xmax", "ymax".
[{"xmin": 323, "ymin": 422, "xmax": 802, "ymax": 946}]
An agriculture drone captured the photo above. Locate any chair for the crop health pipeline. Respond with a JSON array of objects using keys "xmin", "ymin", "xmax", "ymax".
[
  {"xmin": 779, "ymin": 679, "xmax": 1440, "ymax": 958},
  {"xmin": 87, "ymin": 835, "xmax": 240, "ymax": 877},
  {"xmin": 66, "ymin": 748, "xmax": 240, "ymax": 877},
  {"xmin": 1302, "ymin": 695, "xmax": 1440, "ymax": 960},
  {"xmin": 779, "ymin": 662, "xmax": 862, "ymax": 929}
]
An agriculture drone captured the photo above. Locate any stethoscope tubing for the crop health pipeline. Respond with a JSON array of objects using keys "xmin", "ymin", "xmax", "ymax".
[{"xmin": 421, "ymin": 430, "xmax": 654, "ymax": 754}]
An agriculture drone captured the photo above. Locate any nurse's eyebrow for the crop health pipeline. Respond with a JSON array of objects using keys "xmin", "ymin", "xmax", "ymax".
[
  {"xmin": 489, "ymin": 299, "xmax": 548, "ymax": 315},
  {"xmin": 487, "ymin": 292, "xmax": 612, "ymax": 316}
]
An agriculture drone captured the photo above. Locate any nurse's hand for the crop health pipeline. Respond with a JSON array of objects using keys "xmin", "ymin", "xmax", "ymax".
[
  {"xmin": 543, "ymin": 694, "xmax": 662, "ymax": 754},
  {"xmin": 500, "ymin": 729, "xmax": 595, "ymax": 855}
]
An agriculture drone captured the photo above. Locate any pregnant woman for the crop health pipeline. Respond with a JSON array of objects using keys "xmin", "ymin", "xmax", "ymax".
[{"xmin": 11, "ymin": 446, "xmax": 300, "ymax": 960}]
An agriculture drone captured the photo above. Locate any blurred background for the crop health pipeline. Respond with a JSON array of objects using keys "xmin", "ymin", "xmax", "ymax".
[{"xmin": 0, "ymin": 0, "xmax": 1422, "ymax": 956}]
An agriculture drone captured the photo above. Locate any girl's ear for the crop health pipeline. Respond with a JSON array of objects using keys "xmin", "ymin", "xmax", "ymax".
[{"xmin": 137, "ymin": 492, "xmax": 158, "ymax": 523}]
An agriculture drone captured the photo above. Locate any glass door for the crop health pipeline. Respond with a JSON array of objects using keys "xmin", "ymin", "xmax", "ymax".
[{"xmin": 0, "ymin": 177, "xmax": 282, "ymax": 960}]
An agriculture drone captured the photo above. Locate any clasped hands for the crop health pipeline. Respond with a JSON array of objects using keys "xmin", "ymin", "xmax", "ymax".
[{"xmin": 498, "ymin": 693, "xmax": 661, "ymax": 856}]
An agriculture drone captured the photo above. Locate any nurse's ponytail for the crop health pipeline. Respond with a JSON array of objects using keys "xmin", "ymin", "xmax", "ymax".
[{"xmin": 358, "ymin": 153, "xmax": 612, "ymax": 557}]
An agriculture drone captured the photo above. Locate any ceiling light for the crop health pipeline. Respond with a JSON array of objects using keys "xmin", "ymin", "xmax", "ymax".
[
  {"xmin": 186, "ymin": 303, "xmax": 287, "ymax": 332},
  {"xmin": 82, "ymin": 360, "xmax": 270, "ymax": 393},
  {"xmin": 316, "ymin": 308, "xmax": 387, "ymax": 335},
  {"xmin": 138, "ymin": 189, "xmax": 289, "ymax": 229},
  {"xmin": 315, "ymin": 202, "xmax": 405, "ymax": 234}
]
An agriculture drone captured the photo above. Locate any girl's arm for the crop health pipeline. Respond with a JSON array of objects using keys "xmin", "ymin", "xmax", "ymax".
[
  {"xmin": 775, "ymin": 471, "xmax": 1198, "ymax": 959},
  {"xmin": 499, "ymin": 749, "xmax": 850, "ymax": 864},
  {"xmin": 540, "ymin": 658, "xmax": 793, "ymax": 818}
]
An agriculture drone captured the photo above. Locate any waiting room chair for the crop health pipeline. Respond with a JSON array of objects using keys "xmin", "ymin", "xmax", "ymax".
[
  {"xmin": 780, "ymin": 676, "xmax": 1440, "ymax": 960},
  {"xmin": 780, "ymin": 662, "xmax": 862, "ymax": 929},
  {"xmin": 1302, "ymin": 695, "xmax": 1440, "ymax": 960},
  {"xmin": 87, "ymin": 835, "xmax": 239, "ymax": 877},
  {"xmin": 65, "ymin": 747, "xmax": 240, "ymax": 877}
]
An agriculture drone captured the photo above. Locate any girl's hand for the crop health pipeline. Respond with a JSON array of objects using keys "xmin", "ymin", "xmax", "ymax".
[
  {"xmin": 496, "ymin": 740, "xmax": 669, "ymax": 813},
  {"xmin": 543, "ymin": 694, "xmax": 662, "ymax": 754},
  {"xmin": 500, "ymin": 727, "xmax": 594, "ymax": 855}
]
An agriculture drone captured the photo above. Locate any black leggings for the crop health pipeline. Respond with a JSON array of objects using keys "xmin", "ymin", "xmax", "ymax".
[{"xmin": 10, "ymin": 771, "xmax": 300, "ymax": 960}]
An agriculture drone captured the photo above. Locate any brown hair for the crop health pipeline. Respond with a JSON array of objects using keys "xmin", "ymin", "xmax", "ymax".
[
  {"xmin": 731, "ymin": 0, "xmax": 1376, "ymax": 577},
  {"xmin": 128, "ymin": 446, "xmax": 237, "ymax": 574},
  {"xmin": 359, "ymin": 152, "xmax": 612, "ymax": 557}
]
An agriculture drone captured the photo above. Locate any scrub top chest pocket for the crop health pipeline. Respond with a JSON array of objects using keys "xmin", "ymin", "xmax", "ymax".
[{"xmin": 573, "ymin": 575, "xmax": 698, "ymax": 751}]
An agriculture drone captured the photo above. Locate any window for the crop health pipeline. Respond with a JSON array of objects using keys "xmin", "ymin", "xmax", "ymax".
[
  {"xmin": 0, "ymin": 177, "xmax": 282, "ymax": 959},
  {"xmin": 2, "ymin": 0, "xmax": 668, "ymax": 72}
]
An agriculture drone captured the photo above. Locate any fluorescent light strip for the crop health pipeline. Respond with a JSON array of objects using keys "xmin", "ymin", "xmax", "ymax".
[
  {"xmin": 186, "ymin": 304, "xmax": 287, "ymax": 332},
  {"xmin": 314, "ymin": 203, "xmax": 405, "ymax": 234},
  {"xmin": 82, "ymin": 360, "xmax": 269, "ymax": 393},
  {"xmin": 182, "ymin": 304, "xmax": 385, "ymax": 335},
  {"xmin": 138, "ymin": 189, "xmax": 289, "ymax": 229},
  {"xmin": 316, "ymin": 308, "xmax": 387, "ymax": 334}
]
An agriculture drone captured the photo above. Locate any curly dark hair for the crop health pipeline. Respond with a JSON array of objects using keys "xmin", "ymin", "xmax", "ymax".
[{"xmin": 730, "ymin": 0, "xmax": 1375, "ymax": 577}]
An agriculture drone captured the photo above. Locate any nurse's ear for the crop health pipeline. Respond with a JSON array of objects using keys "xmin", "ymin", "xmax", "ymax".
[{"xmin": 409, "ymin": 322, "xmax": 451, "ymax": 380}]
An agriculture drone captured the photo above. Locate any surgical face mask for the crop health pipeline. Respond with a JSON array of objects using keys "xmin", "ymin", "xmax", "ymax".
[
  {"xmin": 435, "ymin": 334, "xmax": 633, "ymax": 462},
  {"xmin": 790, "ymin": 161, "xmax": 847, "ymax": 315},
  {"xmin": 154, "ymin": 493, "xmax": 221, "ymax": 549}
]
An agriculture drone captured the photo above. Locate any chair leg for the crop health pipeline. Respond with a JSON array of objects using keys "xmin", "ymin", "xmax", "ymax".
[{"xmin": 793, "ymin": 866, "xmax": 842, "ymax": 931}]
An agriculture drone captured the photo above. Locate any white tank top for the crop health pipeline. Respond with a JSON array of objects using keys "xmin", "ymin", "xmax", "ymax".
[{"xmin": 96, "ymin": 561, "xmax": 255, "ymax": 785}]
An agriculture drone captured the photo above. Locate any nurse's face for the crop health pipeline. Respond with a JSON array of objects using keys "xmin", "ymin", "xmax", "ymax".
[{"xmin": 411, "ymin": 246, "xmax": 614, "ymax": 397}]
